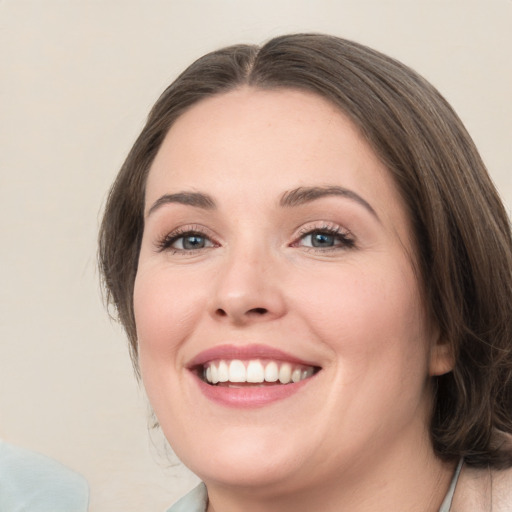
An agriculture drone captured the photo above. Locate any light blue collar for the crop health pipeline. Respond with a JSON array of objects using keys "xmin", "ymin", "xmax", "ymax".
[
  {"xmin": 166, "ymin": 483, "xmax": 208, "ymax": 512},
  {"xmin": 438, "ymin": 459, "xmax": 464, "ymax": 512}
]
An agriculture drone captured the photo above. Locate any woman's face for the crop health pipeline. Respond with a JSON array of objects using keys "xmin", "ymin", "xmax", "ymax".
[{"xmin": 134, "ymin": 88, "xmax": 450, "ymax": 493}]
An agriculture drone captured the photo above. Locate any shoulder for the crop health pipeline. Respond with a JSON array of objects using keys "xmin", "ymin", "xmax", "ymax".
[
  {"xmin": 451, "ymin": 432, "xmax": 512, "ymax": 511},
  {"xmin": 0, "ymin": 439, "xmax": 89, "ymax": 512},
  {"xmin": 491, "ymin": 433, "xmax": 512, "ymax": 511},
  {"xmin": 452, "ymin": 464, "xmax": 512, "ymax": 512},
  {"xmin": 492, "ymin": 465, "xmax": 512, "ymax": 511}
]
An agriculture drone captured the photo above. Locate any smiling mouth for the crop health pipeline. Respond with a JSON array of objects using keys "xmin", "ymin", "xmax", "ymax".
[{"xmin": 198, "ymin": 359, "xmax": 320, "ymax": 387}]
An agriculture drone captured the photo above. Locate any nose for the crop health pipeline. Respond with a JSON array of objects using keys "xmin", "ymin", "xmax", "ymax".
[{"xmin": 209, "ymin": 245, "xmax": 287, "ymax": 325}]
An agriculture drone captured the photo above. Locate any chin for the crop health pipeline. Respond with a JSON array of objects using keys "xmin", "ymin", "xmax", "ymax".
[{"xmin": 169, "ymin": 424, "xmax": 313, "ymax": 490}]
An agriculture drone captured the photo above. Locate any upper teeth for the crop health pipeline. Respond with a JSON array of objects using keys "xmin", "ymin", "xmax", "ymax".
[{"xmin": 203, "ymin": 359, "xmax": 315, "ymax": 385}]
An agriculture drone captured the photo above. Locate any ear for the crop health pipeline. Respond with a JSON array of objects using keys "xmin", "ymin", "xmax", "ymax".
[{"xmin": 429, "ymin": 336, "xmax": 455, "ymax": 376}]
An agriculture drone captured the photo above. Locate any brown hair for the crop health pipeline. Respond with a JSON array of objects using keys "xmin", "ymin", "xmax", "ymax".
[{"xmin": 99, "ymin": 33, "xmax": 512, "ymax": 468}]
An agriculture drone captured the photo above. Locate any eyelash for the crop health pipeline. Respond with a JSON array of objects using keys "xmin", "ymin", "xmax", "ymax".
[
  {"xmin": 155, "ymin": 223, "xmax": 355, "ymax": 254},
  {"xmin": 293, "ymin": 224, "xmax": 355, "ymax": 252},
  {"xmin": 155, "ymin": 225, "xmax": 217, "ymax": 254}
]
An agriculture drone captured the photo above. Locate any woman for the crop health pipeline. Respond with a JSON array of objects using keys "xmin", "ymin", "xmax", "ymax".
[{"xmin": 99, "ymin": 34, "xmax": 512, "ymax": 511}]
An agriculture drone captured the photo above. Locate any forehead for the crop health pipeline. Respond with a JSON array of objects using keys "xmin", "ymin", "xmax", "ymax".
[{"xmin": 145, "ymin": 87, "xmax": 406, "ymax": 229}]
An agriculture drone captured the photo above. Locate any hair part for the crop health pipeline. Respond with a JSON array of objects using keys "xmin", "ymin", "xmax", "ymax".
[{"xmin": 99, "ymin": 33, "xmax": 512, "ymax": 467}]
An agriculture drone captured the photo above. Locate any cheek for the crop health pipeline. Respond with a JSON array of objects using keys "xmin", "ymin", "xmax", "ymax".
[
  {"xmin": 133, "ymin": 267, "xmax": 205, "ymax": 425},
  {"xmin": 133, "ymin": 267, "xmax": 204, "ymax": 363},
  {"xmin": 308, "ymin": 264, "xmax": 432, "ymax": 425},
  {"xmin": 293, "ymin": 260, "xmax": 430, "ymax": 371}
]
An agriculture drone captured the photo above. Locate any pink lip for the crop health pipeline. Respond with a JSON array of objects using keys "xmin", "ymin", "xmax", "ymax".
[
  {"xmin": 186, "ymin": 344, "xmax": 318, "ymax": 368},
  {"xmin": 187, "ymin": 344, "xmax": 320, "ymax": 409},
  {"xmin": 194, "ymin": 377, "xmax": 314, "ymax": 408}
]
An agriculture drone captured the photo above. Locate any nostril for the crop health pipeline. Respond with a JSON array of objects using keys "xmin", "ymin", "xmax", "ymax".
[
  {"xmin": 213, "ymin": 306, "xmax": 269, "ymax": 320},
  {"xmin": 248, "ymin": 308, "xmax": 268, "ymax": 315}
]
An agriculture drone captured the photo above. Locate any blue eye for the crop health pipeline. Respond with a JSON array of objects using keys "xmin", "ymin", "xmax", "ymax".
[
  {"xmin": 175, "ymin": 234, "xmax": 209, "ymax": 250},
  {"xmin": 308, "ymin": 232, "xmax": 336, "ymax": 247},
  {"xmin": 298, "ymin": 228, "xmax": 354, "ymax": 250},
  {"xmin": 158, "ymin": 230, "xmax": 215, "ymax": 252}
]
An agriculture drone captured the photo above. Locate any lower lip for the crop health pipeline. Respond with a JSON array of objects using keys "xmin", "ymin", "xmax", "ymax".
[{"xmin": 193, "ymin": 374, "xmax": 314, "ymax": 408}]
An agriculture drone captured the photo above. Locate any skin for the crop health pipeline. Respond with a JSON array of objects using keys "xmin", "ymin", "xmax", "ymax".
[{"xmin": 134, "ymin": 87, "xmax": 454, "ymax": 512}]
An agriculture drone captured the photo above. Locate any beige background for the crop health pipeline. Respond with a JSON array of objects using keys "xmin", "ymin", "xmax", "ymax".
[{"xmin": 1, "ymin": 1, "xmax": 510, "ymax": 511}]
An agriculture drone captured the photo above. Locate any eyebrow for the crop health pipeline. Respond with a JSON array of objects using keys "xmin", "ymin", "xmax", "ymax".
[
  {"xmin": 280, "ymin": 186, "xmax": 378, "ymax": 219},
  {"xmin": 146, "ymin": 186, "xmax": 378, "ymax": 219},
  {"xmin": 147, "ymin": 192, "xmax": 216, "ymax": 217}
]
